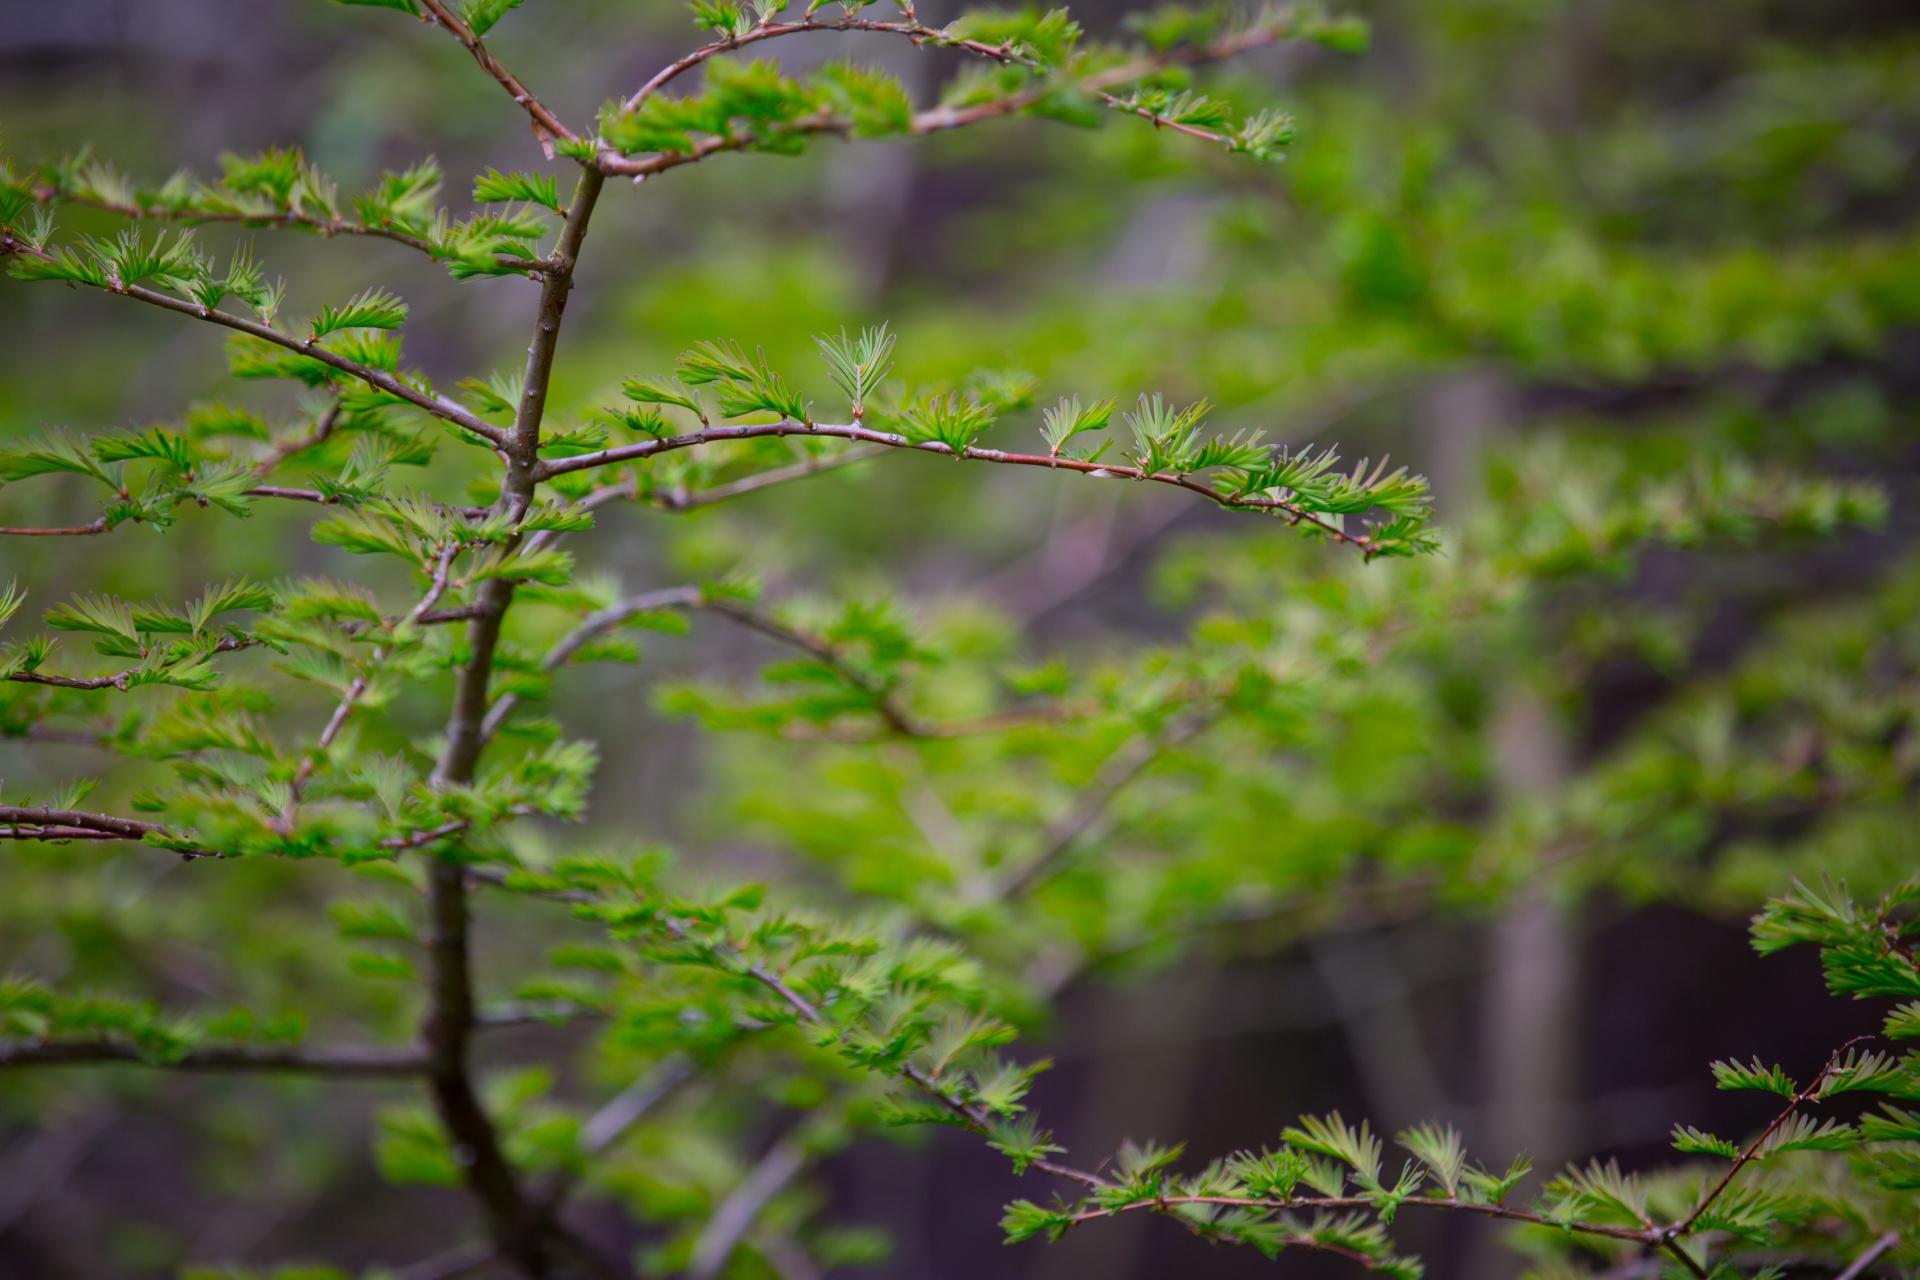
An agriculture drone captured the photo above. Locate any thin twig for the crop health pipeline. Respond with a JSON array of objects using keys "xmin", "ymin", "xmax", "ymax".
[
  {"xmin": 689, "ymin": 1132, "xmax": 810, "ymax": 1280},
  {"xmin": 285, "ymin": 542, "xmax": 461, "ymax": 823},
  {"xmin": 395, "ymin": 1241, "xmax": 496, "ymax": 1280},
  {"xmin": 5, "ymin": 635, "xmax": 254, "ymax": 691},
  {"xmin": 415, "ymin": 0, "xmax": 579, "ymax": 151},
  {"xmin": 648, "ymin": 444, "xmax": 888, "ymax": 512},
  {"xmin": 1669, "ymin": 1040, "xmax": 1862, "ymax": 1238},
  {"xmin": 0, "ymin": 518, "xmax": 108, "ymax": 536}
]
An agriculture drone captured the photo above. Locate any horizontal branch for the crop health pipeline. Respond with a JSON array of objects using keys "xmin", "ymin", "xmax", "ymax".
[
  {"xmin": 534, "ymin": 420, "xmax": 1377, "ymax": 551},
  {"xmin": 0, "ymin": 517, "xmax": 108, "ymax": 536},
  {"xmin": 0, "ymin": 1038, "xmax": 427, "ymax": 1076},
  {"xmin": 0, "ymin": 805, "xmax": 474, "ymax": 858}
]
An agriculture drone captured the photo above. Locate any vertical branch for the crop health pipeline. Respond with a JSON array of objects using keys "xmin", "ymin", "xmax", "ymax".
[
  {"xmin": 422, "ymin": 164, "xmax": 610, "ymax": 1280},
  {"xmin": 434, "ymin": 166, "xmax": 604, "ymax": 789}
]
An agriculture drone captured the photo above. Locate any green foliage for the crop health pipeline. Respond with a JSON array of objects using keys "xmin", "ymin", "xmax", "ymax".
[
  {"xmin": 472, "ymin": 167, "xmax": 562, "ymax": 212},
  {"xmin": 4, "ymin": 1, "xmax": 1918, "ymax": 1278}
]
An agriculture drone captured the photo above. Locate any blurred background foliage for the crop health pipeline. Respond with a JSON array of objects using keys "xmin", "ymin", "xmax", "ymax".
[{"xmin": 1, "ymin": 0, "xmax": 1917, "ymax": 1277}]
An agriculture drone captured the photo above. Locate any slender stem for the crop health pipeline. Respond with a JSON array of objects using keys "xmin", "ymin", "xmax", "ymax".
[
  {"xmin": 1669, "ymin": 1042, "xmax": 1858, "ymax": 1238},
  {"xmin": 1060, "ymin": 1192, "xmax": 1659, "ymax": 1244},
  {"xmin": 647, "ymin": 444, "xmax": 888, "ymax": 512},
  {"xmin": 995, "ymin": 715, "xmax": 1208, "ymax": 900},
  {"xmin": 285, "ymin": 543, "xmax": 461, "ymax": 824},
  {"xmin": 415, "ymin": 0, "xmax": 579, "ymax": 149},
  {"xmin": 0, "ymin": 518, "xmax": 108, "ymax": 536},
  {"xmin": 688, "ymin": 1131, "xmax": 810, "ymax": 1280},
  {"xmin": 6, "ymin": 635, "xmax": 254, "ymax": 692},
  {"xmin": 477, "ymin": 585, "xmax": 702, "ymax": 744},
  {"xmin": 596, "ymin": 16, "xmax": 1318, "ymax": 179}
]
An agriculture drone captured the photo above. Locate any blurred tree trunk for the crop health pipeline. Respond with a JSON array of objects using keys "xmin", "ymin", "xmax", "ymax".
[{"xmin": 1427, "ymin": 369, "xmax": 1583, "ymax": 1279}]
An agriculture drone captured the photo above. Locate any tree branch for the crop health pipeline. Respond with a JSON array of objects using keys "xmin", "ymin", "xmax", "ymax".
[
  {"xmin": 1667, "ymin": 1041, "xmax": 1860, "ymax": 1239},
  {"xmin": 597, "ymin": 14, "xmax": 1327, "ymax": 180},
  {"xmin": 646, "ymin": 444, "xmax": 888, "ymax": 512},
  {"xmin": 284, "ymin": 542, "xmax": 462, "ymax": 826},
  {"xmin": 994, "ymin": 714, "xmax": 1209, "ymax": 900},
  {"xmin": 0, "ymin": 1039, "xmax": 426, "ymax": 1076},
  {"xmin": 0, "ymin": 228, "xmax": 509, "ymax": 447},
  {"xmin": 478, "ymin": 584, "xmax": 703, "ymax": 743},
  {"xmin": 0, "ymin": 517, "xmax": 108, "ymax": 536},
  {"xmin": 415, "ymin": 0, "xmax": 580, "ymax": 152},
  {"xmin": 532, "ymin": 420, "xmax": 1382, "ymax": 553}
]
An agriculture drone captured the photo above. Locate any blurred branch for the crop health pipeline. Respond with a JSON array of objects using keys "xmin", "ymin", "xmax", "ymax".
[
  {"xmin": 0, "ymin": 1040, "xmax": 426, "ymax": 1075},
  {"xmin": 395, "ymin": 1242, "xmax": 495, "ymax": 1280},
  {"xmin": 647, "ymin": 444, "xmax": 888, "ymax": 512},
  {"xmin": 688, "ymin": 1131, "xmax": 810, "ymax": 1280},
  {"xmin": 599, "ymin": 15, "xmax": 1331, "ymax": 179},
  {"xmin": 995, "ymin": 714, "xmax": 1210, "ymax": 900},
  {"xmin": 1835, "ymin": 1231, "xmax": 1901, "ymax": 1280}
]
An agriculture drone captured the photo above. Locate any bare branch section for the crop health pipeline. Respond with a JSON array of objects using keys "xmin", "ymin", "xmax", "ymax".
[
  {"xmin": 688, "ymin": 1131, "xmax": 810, "ymax": 1280},
  {"xmin": 0, "ymin": 1039, "xmax": 427, "ymax": 1076},
  {"xmin": 536, "ymin": 421, "xmax": 1382, "ymax": 552},
  {"xmin": 0, "ymin": 807, "xmax": 175, "ymax": 844}
]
